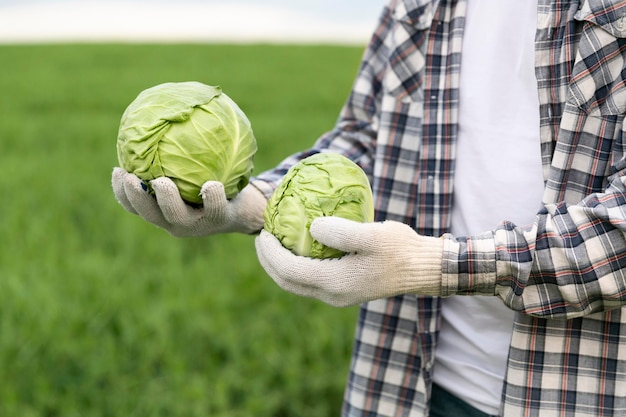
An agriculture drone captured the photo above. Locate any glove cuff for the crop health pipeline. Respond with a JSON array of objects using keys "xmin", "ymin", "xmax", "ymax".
[{"xmin": 400, "ymin": 235, "xmax": 445, "ymax": 296}]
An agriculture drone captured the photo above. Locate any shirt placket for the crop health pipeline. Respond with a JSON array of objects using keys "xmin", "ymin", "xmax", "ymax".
[{"xmin": 417, "ymin": 0, "xmax": 464, "ymax": 237}]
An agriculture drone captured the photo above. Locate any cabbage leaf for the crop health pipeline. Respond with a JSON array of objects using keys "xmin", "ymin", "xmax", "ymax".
[
  {"xmin": 117, "ymin": 81, "xmax": 257, "ymax": 204},
  {"xmin": 264, "ymin": 153, "xmax": 374, "ymax": 258}
]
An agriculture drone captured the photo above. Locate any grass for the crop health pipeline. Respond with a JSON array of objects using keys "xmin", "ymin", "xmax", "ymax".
[{"xmin": 0, "ymin": 43, "xmax": 365, "ymax": 416}]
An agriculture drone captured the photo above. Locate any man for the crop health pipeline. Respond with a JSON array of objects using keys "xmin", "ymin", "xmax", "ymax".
[{"xmin": 113, "ymin": 0, "xmax": 626, "ymax": 415}]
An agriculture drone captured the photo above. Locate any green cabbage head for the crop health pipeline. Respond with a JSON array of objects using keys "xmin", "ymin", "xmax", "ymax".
[
  {"xmin": 264, "ymin": 153, "xmax": 374, "ymax": 259},
  {"xmin": 116, "ymin": 81, "xmax": 257, "ymax": 205}
]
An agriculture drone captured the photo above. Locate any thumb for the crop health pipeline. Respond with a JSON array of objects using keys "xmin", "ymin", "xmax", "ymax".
[
  {"xmin": 200, "ymin": 181, "xmax": 229, "ymax": 219},
  {"xmin": 310, "ymin": 216, "xmax": 380, "ymax": 253}
]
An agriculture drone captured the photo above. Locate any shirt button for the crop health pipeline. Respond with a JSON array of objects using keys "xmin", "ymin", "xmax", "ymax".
[{"xmin": 616, "ymin": 15, "xmax": 626, "ymax": 32}]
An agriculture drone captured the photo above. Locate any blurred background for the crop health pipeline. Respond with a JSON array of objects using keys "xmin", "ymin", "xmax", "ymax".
[
  {"xmin": 0, "ymin": 0, "xmax": 381, "ymax": 44},
  {"xmin": 0, "ymin": 1, "xmax": 383, "ymax": 416}
]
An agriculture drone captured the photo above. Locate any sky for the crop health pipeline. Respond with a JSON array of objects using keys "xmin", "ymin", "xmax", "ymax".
[{"xmin": 0, "ymin": 0, "xmax": 384, "ymax": 44}]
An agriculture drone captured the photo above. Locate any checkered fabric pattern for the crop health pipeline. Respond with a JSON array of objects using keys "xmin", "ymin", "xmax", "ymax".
[{"xmin": 252, "ymin": 0, "xmax": 626, "ymax": 415}]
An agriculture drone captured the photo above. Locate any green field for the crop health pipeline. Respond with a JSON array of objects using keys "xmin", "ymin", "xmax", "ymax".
[{"xmin": 0, "ymin": 43, "xmax": 365, "ymax": 416}]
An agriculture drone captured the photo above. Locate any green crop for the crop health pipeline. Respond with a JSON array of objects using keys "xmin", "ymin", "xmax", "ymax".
[
  {"xmin": 264, "ymin": 152, "xmax": 374, "ymax": 258},
  {"xmin": 116, "ymin": 81, "xmax": 257, "ymax": 204}
]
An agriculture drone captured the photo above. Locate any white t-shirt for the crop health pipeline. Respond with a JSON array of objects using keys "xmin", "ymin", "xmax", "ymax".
[{"xmin": 432, "ymin": 0, "xmax": 545, "ymax": 415}]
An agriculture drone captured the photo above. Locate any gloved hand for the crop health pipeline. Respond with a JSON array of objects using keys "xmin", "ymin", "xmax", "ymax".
[
  {"xmin": 112, "ymin": 167, "xmax": 266, "ymax": 236},
  {"xmin": 255, "ymin": 216, "xmax": 444, "ymax": 307}
]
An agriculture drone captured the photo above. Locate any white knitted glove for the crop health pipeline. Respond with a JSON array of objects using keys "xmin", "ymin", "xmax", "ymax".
[
  {"xmin": 112, "ymin": 167, "xmax": 266, "ymax": 236},
  {"xmin": 255, "ymin": 216, "xmax": 444, "ymax": 307}
]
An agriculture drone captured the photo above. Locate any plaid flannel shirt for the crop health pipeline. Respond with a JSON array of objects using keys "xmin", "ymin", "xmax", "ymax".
[{"xmin": 253, "ymin": 0, "xmax": 626, "ymax": 415}]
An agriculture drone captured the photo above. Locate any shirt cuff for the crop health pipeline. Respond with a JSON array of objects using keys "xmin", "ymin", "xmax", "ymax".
[
  {"xmin": 249, "ymin": 178, "xmax": 279, "ymax": 201},
  {"xmin": 441, "ymin": 231, "xmax": 498, "ymax": 296}
]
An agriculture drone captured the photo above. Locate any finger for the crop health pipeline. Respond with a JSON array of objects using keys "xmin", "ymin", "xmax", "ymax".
[
  {"xmin": 255, "ymin": 230, "xmax": 331, "ymax": 288},
  {"xmin": 121, "ymin": 172, "xmax": 168, "ymax": 225},
  {"xmin": 310, "ymin": 216, "xmax": 380, "ymax": 253},
  {"xmin": 255, "ymin": 231, "xmax": 360, "ymax": 306},
  {"xmin": 254, "ymin": 231, "xmax": 325, "ymax": 299},
  {"xmin": 200, "ymin": 181, "xmax": 228, "ymax": 220},
  {"xmin": 111, "ymin": 167, "xmax": 137, "ymax": 214},
  {"xmin": 150, "ymin": 177, "xmax": 201, "ymax": 226}
]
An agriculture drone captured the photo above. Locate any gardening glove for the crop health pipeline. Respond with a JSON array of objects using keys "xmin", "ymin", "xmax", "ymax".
[
  {"xmin": 112, "ymin": 167, "xmax": 266, "ymax": 236},
  {"xmin": 255, "ymin": 216, "xmax": 444, "ymax": 307}
]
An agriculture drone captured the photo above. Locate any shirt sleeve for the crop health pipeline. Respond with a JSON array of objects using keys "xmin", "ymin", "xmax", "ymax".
[
  {"xmin": 442, "ymin": 8, "xmax": 626, "ymax": 320},
  {"xmin": 442, "ymin": 170, "xmax": 626, "ymax": 320},
  {"xmin": 249, "ymin": 5, "xmax": 396, "ymax": 199}
]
